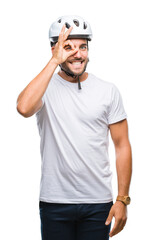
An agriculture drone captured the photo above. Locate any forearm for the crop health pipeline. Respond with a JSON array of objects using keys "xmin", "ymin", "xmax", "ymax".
[
  {"xmin": 17, "ymin": 58, "xmax": 58, "ymax": 115},
  {"xmin": 116, "ymin": 142, "xmax": 132, "ymax": 195}
]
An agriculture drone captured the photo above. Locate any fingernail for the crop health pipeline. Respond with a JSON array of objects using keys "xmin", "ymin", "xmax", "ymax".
[{"xmin": 105, "ymin": 221, "xmax": 109, "ymax": 225}]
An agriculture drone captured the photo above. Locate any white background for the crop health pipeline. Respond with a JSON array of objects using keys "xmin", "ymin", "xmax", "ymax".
[{"xmin": 0, "ymin": 0, "xmax": 149, "ymax": 239}]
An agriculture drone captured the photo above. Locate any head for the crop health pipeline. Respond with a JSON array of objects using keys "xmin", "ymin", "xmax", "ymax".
[
  {"xmin": 49, "ymin": 15, "xmax": 92, "ymax": 86},
  {"xmin": 51, "ymin": 38, "xmax": 89, "ymax": 77}
]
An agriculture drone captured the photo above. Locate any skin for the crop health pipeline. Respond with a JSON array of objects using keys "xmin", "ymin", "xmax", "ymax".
[
  {"xmin": 16, "ymin": 25, "xmax": 79, "ymax": 117},
  {"xmin": 51, "ymin": 24, "xmax": 89, "ymax": 83},
  {"xmin": 106, "ymin": 119, "xmax": 132, "ymax": 237},
  {"xmin": 17, "ymin": 24, "xmax": 132, "ymax": 238}
]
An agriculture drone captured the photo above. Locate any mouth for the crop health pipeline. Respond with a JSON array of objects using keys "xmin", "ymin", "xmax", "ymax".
[{"xmin": 68, "ymin": 60, "xmax": 84, "ymax": 67}]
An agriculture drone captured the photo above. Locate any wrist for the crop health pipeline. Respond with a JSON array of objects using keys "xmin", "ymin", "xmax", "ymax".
[
  {"xmin": 50, "ymin": 57, "xmax": 59, "ymax": 67},
  {"xmin": 115, "ymin": 200, "xmax": 127, "ymax": 207},
  {"xmin": 116, "ymin": 195, "xmax": 131, "ymax": 206}
]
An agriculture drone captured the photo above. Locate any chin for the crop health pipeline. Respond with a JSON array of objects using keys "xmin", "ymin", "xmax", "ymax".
[
  {"xmin": 70, "ymin": 68, "xmax": 83, "ymax": 75},
  {"xmin": 68, "ymin": 65, "xmax": 87, "ymax": 76},
  {"xmin": 61, "ymin": 59, "xmax": 88, "ymax": 77}
]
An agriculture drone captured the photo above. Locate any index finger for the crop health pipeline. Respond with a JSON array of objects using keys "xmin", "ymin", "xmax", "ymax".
[
  {"xmin": 109, "ymin": 219, "xmax": 121, "ymax": 237},
  {"xmin": 58, "ymin": 24, "xmax": 66, "ymax": 41},
  {"xmin": 63, "ymin": 26, "xmax": 73, "ymax": 40},
  {"xmin": 58, "ymin": 24, "xmax": 73, "ymax": 43},
  {"xmin": 61, "ymin": 24, "xmax": 66, "ymax": 33}
]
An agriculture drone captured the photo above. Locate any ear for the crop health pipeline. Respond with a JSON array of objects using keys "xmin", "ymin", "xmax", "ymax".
[{"xmin": 51, "ymin": 46, "xmax": 55, "ymax": 54}]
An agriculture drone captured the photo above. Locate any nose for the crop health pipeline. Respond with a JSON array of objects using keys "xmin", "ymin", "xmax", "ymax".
[{"xmin": 73, "ymin": 48, "xmax": 81, "ymax": 58}]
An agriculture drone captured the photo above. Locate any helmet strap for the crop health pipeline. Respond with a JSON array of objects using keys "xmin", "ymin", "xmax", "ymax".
[
  {"xmin": 60, "ymin": 65, "xmax": 77, "ymax": 79},
  {"xmin": 59, "ymin": 58, "xmax": 89, "ymax": 90},
  {"xmin": 59, "ymin": 65, "xmax": 88, "ymax": 90}
]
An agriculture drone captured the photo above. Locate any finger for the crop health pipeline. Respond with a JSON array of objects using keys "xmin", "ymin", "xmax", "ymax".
[
  {"xmin": 63, "ymin": 40, "xmax": 78, "ymax": 57},
  {"xmin": 63, "ymin": 40, "xmax": 75, "ymax": 49},
  {"xmin": 63, "ymin": 26, "xmax": 73, "ymax": 40},
  {"xmin": 109, "ymin": 221, "xmax": 119, "ymax": 237},
  {"xmin": 67, "ymin": 48, "xmax": 78, "ymax": 58},
  {"xmin": 119, "ymin": 217, "xmax": 127, "ymax": 231},
  {"xmin": 105, "ymin": 209, "xmax": 114, "ymax": 225},
  {"xmin": 110, "ymin": 226, "xmax": 123, "ymax": 237},
  {"xmin": 109, "ymin": 219, "xmax": 123, "ymax": 237},
  {"xmin": 58, "ymin": 24, "xmax": 66, "ymax": 42},
  {"xmin": 61, "ymin": 24, "xmax": 66, "ymax": 33},
  {"xmin": 109, "ymin": 214, "xmax": 127, "ymax": 237}
]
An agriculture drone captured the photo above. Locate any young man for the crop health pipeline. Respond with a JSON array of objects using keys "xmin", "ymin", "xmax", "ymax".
[{"xmin": 16, "ymin": 15, "xmax": 132, "ymax": 240}]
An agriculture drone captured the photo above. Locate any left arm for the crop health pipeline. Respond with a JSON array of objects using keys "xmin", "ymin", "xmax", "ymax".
[{"xmin": 105, "ymin": 119, "xmax": 132, "ymax": 237}]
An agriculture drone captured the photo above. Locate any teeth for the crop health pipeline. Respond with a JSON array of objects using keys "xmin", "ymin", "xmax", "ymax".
[{"xmin": 71, "ymin": 62, "xmax": 82, "ymax": 65}]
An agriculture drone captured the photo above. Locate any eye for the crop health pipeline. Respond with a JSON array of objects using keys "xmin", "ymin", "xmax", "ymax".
[
  {"xmin": 80, "ymin": 45, "xmax": 87, "ymax": 50},
  {"xmin": 64, "ymin": 45, "xmax": 72, "ymax": 50}
]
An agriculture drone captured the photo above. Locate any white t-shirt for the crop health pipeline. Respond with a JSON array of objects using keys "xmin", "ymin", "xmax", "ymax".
[{"xmin": 35, "ymin": 73, "xmax": 127, "ymax": 203}]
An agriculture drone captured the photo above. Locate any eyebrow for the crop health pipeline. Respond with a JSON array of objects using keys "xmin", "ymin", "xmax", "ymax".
[
  {"xmin": 80, "ymin": 43, "xmax": 87, "ymax": 46},
  {"xmin": 73, "ymin": 43, "xmax": 87, "ymax": 48},
  {"xmin": 65, "ymin": 43, "xmax": 88, "ymax": 48}
]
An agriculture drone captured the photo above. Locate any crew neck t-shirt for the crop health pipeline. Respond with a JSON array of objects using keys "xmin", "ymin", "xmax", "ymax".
[{"xmin": 35, "ymin": 73, "xmax": 127, "ymax": 203}]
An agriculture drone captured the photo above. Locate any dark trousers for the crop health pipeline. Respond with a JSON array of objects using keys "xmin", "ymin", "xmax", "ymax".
[{"xmin": 39, "ymin": 201, "xmax": 113, "ymax": 240}]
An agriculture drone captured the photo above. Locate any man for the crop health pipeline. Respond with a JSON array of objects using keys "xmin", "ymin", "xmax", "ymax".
[{"xmin": 16, "ymin": 15, "xmax": 132, "ymax": 240}]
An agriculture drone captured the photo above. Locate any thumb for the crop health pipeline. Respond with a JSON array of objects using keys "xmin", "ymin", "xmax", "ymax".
[{"xmin": 105, "ymin": 209, "xmax": 114, "ymax": 225}]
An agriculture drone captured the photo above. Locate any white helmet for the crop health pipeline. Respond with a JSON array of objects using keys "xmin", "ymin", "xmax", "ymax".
[{"xmin": 49, "ymin": 15, "xmax": 93, "ymax": 43}]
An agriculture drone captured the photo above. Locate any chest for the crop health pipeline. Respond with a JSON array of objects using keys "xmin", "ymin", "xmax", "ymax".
[{"xmin": 46, "ymin": 85, "xmax": 110, "ymax": 129}]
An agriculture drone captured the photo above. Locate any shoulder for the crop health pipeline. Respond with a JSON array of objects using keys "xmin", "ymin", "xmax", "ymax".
[{"xmin": 89, "ymin": 73, "xmax": 117, "ymax": 92}]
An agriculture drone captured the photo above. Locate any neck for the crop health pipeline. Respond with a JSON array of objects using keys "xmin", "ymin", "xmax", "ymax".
[{"xmin": 58, "ymin": 71, "xmax": 88, "ymax": 83}]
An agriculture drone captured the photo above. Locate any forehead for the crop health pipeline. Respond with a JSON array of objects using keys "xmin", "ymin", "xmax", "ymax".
[{"xmin": 68, "ymin": 38, "xmax": 87, "ymax": 46}]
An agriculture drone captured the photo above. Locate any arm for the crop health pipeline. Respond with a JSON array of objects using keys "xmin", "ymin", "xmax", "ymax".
[
  {"xmin": 105, "ymin": 119, "xmax": 132, "ymax": 237},
  {"xmin": 110, "ymin": 119, "xmax": 132, "ymax": 196},
  {"xmin": 16, "ymin": 59, "xmax": 58, "ymax": 117},
  {"xmin": 16, "ymin": 24, "xmax": 77, "ymax": 118}
]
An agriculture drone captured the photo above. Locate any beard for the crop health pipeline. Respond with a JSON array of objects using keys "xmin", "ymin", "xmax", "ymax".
[{"xmin": 59, "ymin": 57, "xmax": 89, "ymax": 78}]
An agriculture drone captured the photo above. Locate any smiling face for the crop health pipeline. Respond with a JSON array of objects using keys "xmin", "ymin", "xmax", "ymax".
[
  {"xmin": 61, "ymin": 38, "xmax": 89, "ymax": 76},
  {"xmin": 52, "ymin": 38, "xmax": 89, "ymax": 78}
]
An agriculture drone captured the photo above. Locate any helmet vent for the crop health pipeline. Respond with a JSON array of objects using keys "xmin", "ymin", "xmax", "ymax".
[
  {"xmin": 65, "ymin": 22, "xmax": 71, "ymax": 29},
  {"xmin": 83, "ymin": 22, "xmax": 87, "ymax": 29},
  {"xmin": 58, "ymin": 19, "xmax": 61, "ymax": 23},
  {"xmin": 73, "ymin": 19, "xmax": 79, "ymax": 27}
]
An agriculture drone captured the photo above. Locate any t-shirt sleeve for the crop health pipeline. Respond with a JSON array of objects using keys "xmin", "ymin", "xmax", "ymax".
[{"xmin": 107, "ymin": 84, "xmax": 127, "ymax": 125}]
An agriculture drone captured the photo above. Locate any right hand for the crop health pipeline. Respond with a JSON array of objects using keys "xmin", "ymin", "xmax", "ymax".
[{"xmin": 51, "ymin": 24, "xmax": 78, "ymax": 65}]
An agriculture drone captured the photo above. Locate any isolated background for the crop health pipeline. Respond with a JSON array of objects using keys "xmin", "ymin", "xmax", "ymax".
[{"xmin": 0, "ymin": 0, "xmax": 149, "ymax": 239}]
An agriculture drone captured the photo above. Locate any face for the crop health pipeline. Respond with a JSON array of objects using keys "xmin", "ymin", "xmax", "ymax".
[{"xmin": 53, "ymin": 39, "xmax": 89, "ymax": 77}]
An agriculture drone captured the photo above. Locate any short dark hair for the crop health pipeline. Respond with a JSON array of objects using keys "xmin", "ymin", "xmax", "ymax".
[{"xmin": 50, "ymin": 41, "xmax": 57, "ymax": 47}]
